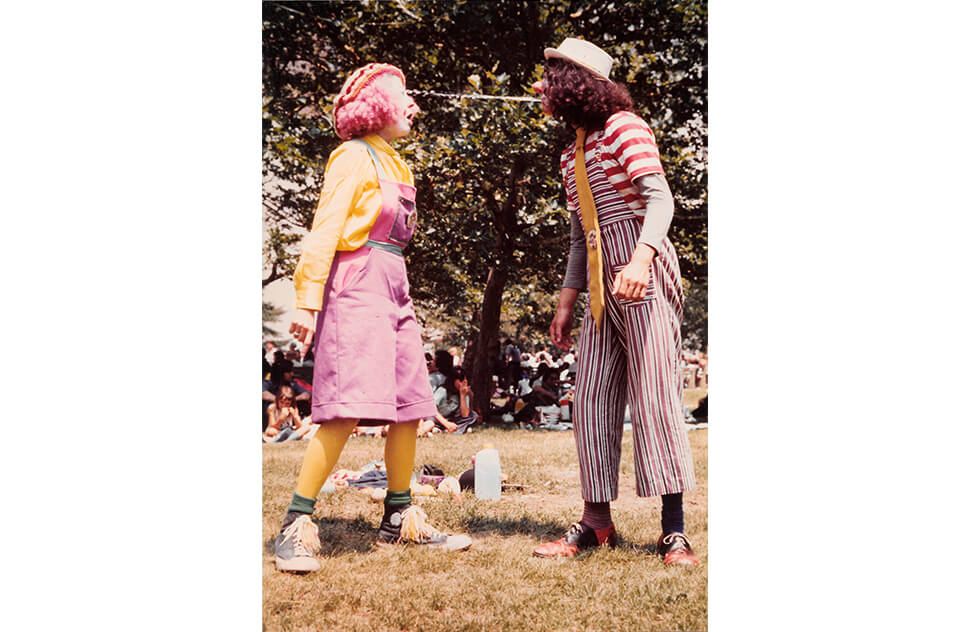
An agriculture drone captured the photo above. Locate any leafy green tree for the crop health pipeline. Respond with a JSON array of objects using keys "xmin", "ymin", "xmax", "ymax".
[
  {"xmin": 263, "ymin": 300, "xmax": 285, "ymax": 337},
  {"xmin": 262, "ymin": 0, "xmax": 707, "ymax": 412}
]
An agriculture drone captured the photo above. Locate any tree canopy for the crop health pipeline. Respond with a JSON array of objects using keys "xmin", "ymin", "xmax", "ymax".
[{"xmin": 262, "ymin": 0, "xmax": 708, "ymax": 406}]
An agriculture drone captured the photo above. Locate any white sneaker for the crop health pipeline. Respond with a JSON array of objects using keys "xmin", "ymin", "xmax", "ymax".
[
  {"xmin": 274, "ymin": 514, "xmax": 321, "ymax": 572},
  {"xmin": 376, "ymin": 505, "xmax": 472, "ymax": 551}
]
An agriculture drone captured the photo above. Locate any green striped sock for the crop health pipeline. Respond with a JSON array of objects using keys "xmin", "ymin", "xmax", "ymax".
[{"xmin": 384, "ymin": 489, "xmax": 411, "ymax": 509}]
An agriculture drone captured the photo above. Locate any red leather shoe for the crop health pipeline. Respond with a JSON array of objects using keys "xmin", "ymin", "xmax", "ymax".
[
  {"xmin": 533, "ymin": 522, "xmax": 617, "ymax": 558},
  {"xmin": 656, "ymin": 532, "xmax": 700, "ymax": 566}
]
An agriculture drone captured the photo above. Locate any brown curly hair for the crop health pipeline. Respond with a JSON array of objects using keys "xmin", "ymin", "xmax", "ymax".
[{"xmin": 543, "ymin": 58, "xmax": 633, "ymax": 131}]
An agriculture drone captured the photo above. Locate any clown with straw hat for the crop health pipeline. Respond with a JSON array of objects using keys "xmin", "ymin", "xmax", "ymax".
[{"xmin": 531, "ymin": 38, "xmax": 700, "ymax": 567}]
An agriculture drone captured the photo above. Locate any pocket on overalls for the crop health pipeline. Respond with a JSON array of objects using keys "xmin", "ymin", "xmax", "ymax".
[
  {"xmin": 609, "ymin": 262, "xmax": 656, "ymax": 307},
  {"xmin": 388, "ymin": 196, "xmax": 417, "ymax": 244},
  {"xmin": 332, "ymin": 248, "xmax": 373, "ymax": 297}
]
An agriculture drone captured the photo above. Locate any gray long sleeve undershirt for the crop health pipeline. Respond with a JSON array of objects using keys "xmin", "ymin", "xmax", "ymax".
[{"xmin": 562, "ymin": 172, "xmax": 674, "ymax": 290}]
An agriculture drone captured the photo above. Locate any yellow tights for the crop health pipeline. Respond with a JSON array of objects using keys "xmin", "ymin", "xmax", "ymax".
[{"xmin": 294, "ymin": 419, "xmax": 419, "ymax": 498}]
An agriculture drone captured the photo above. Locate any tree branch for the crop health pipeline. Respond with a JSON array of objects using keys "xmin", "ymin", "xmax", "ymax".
[{"xmin": 262, "ymin": 260, "xmax": 280, "ymax": 287}]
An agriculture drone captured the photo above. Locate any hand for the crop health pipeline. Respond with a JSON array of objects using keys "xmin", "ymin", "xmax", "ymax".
[
  {"xmin": 289, "ymin": 309, "xmax": 317, "ymax": 345},
  {"xmin": 611, "ymin": 244, "xmax": 655, "ymax": 301},
  {"xmin": 458, "ymin": 379, "xmax": 471, "ymax": 396},
  {"xmin": 549, "ymin": 298, "xmax": 578, "ymax": 351}
]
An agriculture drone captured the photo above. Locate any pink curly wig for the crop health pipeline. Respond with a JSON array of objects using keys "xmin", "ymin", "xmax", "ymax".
[{"xmin": 334, "ymin": 63, "xmax": 407, "ymax": 141}]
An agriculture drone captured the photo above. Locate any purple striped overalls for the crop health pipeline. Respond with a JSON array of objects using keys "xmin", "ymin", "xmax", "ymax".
[{"xmin": 565, "ymin": 132, "xmax": 696, "ymax": 500}]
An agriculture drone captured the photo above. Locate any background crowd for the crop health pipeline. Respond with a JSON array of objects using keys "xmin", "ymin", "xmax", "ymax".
[{"xmin": 262, "ymin": 336, "xmax": 707, "ymax": 442}]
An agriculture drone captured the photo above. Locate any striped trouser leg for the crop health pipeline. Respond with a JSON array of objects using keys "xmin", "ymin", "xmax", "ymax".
[
  {"xmin": 573, "ymin": 308, "xmax": 628, "ymax": 503},
  {"xmin": 624, "ymin": 240, "xmax": 695, "ymax": 497},
  {"xmin": 625, "ymin": 300, "xmax": 695, "ymax": 496}
]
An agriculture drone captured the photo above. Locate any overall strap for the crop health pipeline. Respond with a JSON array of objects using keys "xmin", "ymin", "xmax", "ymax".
[{"xmin": 349, "ymin": 138, "xmax": 387, "ymax": 180}]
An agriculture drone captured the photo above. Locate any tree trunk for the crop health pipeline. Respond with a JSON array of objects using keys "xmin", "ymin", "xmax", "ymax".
[
  {"xmin": 471, "ymin": 267, "xmax": 509, "ymax": 415},
  {"xmin": 469, "ymin": 155, "xmax": 525, "ymax": 418}
]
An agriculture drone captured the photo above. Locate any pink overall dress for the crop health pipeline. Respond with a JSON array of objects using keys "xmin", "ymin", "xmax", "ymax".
[{"xmin": 310, "ymin": 140, "xmax": 437, "ymax": 426}]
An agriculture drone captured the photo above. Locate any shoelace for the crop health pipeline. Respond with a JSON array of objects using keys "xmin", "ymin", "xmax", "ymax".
[
  {"xmin": 566, "ymin": 523, "xmax": 585, "ymax": 538},
  {"xmin": 284, "ymin": 516, "xmax": 320, "ymax": 556},
  {"xmin": 661, "ymin": 532, "xmax": 691, "ymax": 549},
  {"xmin": 398, "ymin": 506, "xmax": 443, "ymax": 543}
]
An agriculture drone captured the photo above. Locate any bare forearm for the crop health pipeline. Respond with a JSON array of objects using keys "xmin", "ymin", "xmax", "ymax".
[
  {"xmin": 435, "ymin": 412, "xmax": 457, "ymax": 431},
  {"xmin": 557, "ymin": 287, "xmax": 580, "ymax": 312},
  {"xmin": 266, "ymin": 410, "xmax": 280, "ymax": 431}
]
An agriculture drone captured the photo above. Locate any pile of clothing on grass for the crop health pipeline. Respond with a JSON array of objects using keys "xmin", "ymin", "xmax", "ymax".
[{"xmin": 320, "ymin": 462, "xmax": 520, "ymax": 503}]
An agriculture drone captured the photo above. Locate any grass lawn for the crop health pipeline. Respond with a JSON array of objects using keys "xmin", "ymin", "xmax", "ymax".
[{"xmin": 263, "ymin": 404, "xmax": 707, "ymax": 631}]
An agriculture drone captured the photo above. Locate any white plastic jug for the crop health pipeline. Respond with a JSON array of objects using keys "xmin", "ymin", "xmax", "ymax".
[{"xmin": 474, "ymin": 445, "xmax": 501, "ymax": 500}]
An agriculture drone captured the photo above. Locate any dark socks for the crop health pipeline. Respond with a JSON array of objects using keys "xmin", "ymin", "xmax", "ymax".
[
  {"xmin": 581, "ymin": 501, "xmax": 613, "ymax": 530},
  {"xmin": 661, "ymin": 493, "xmax": 684, "ymax": 535},
  {"xmin": 580, "ymin": 495, "xmax": 684, "ymax": 534}
]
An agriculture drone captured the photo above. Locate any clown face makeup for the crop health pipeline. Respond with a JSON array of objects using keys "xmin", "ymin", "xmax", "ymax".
[
  {"xmin": 376, "ymin": 74, "xmax": 420, "ymax": 141},
  {"xmin": 532, "ymin": 78, "xmax": 554, "ymax": 116}
]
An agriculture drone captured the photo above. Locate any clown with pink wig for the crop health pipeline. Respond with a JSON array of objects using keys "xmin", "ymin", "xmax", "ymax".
[{"xmin": 273, "ymin": 63, "xmax": 473, "ymax": 573}]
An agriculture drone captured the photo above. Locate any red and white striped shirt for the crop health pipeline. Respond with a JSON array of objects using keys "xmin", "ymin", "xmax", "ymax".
[{"xmin": 561, "ymin": 111, "xmax": 664, "ymax": 219}]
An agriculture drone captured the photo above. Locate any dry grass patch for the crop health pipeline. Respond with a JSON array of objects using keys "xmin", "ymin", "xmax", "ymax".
[{"xmin": 264, "ymin": 426, "xmax": 707, "ymax": 632}]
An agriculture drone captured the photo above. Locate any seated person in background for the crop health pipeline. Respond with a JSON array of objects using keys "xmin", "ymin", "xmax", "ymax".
[
  {"xmin": 353, "ymin": 423, "xmax": 389, "ymax": 437},
  {"xmin": 263, "ymin": 359, "xmax": 311, "ymax": 405},
  {"xmin": 535, "ymin": 346, "xmax": 554, "ymax": 368},
  {"xmin": 417, "ymin": 350, "xmax": 455, "ymax": 437},
  {"xmin": 692, "ymin": 395, "xmax": 708, "ymax": 423},
  {"xmin": 416, "ymin": 417, "xmax": 436, "ymax": 438},
  {"xmin": 514, "ymin": 363, "xmax": 561, "ymax": 425},
  {"xmin": 531, "ymin": 364, "xmax": 561, "ymax": 404},
  {"xmin": 262, "ymin": 359, "xmax": 312, "ymax": 430},
  {"xmin": 264, "ymin": 386, "xmax": 313, "ymax": 442},
  {"xmin": 428, "ymin": 349, "xmax": 453, "ymax": 390},
  {"xmin": 432, "ymin": 366, "xmax": 478, "ymax": 434}
]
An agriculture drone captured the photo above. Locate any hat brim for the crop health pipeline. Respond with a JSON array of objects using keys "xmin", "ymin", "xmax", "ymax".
[{"xmin": 543, "ymin": 47, "xmax": 611, "ymax": 81}]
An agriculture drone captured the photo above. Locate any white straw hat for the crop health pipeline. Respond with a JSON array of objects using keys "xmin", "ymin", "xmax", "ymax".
[{"xmin": 543, "ymin": 38, "xmax": 613, "ymax": 81}]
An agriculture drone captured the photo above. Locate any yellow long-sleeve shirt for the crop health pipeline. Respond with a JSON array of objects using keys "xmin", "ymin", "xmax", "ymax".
[{"xmin": 293, "ymin": 134, "xmax": 415, "ymax": 311}]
